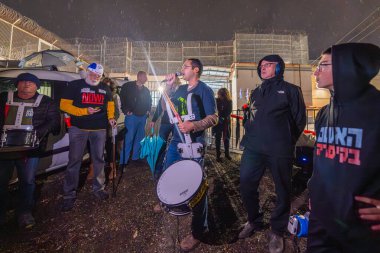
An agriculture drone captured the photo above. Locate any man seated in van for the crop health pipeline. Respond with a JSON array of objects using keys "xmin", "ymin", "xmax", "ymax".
[{"xmin": 0, "ymin": 73, "xmax": 61, "ymax": 229}]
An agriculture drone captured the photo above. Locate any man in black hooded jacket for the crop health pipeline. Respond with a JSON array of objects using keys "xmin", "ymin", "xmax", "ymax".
[
  {"xmin": 238, "ymin": 55, "xmax": 306, "ymax": 252},
  {"xmin": 307, "ymin": 43, "xmax": 380, "ymax": 253}
]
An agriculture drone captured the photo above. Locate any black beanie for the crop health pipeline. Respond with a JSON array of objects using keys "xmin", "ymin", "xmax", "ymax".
[{"xmin": 15, "ymin": 73, "xmax": 41, "ymax": 89}]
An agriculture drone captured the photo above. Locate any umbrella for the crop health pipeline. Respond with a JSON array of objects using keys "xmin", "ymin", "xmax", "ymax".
[
  {"xmin": 140, "ymin": 128, "xmax": 165, "ymax": 175},
  {"xmin": 19, "ymin": 49, "xmax": 76, "ymax": 68}
]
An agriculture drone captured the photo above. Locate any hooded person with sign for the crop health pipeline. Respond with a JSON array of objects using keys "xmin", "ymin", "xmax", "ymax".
[{"xmin": 307, "ymin": 43, "xmax": 380, "ymax": 253}]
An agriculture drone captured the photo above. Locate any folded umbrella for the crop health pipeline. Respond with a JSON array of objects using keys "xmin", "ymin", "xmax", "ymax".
[{"xmin": 140, "ymin": 128, "xmax": 165, "ymax": 175}]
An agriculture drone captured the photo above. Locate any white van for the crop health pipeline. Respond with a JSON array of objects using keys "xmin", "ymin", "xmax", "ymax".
[{"xmin": 0, "ymin": 68, "xmax": 86, "ymax": 176}]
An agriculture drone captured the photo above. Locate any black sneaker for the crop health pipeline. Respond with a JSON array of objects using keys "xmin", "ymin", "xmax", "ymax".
[
  {"xmin": 94, "ymin": 190, "xmax": 109, "ymax": 200},
  {"xmin": 238, "ymin": 222, "xmax": 263, "ymax": 239},
  {"xmin": 62, "ymin": 198, "xmax": 76, "ymax": 212},
  {"xmin": 18, "ymin": 212, "xmax": 35, "ymax": 229},
  {"xmin": 268, "ymin": 231, "xmax": 284, "ymax": 253}
]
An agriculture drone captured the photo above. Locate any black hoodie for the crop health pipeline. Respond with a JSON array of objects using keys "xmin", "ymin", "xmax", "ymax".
[
  {"xmin": 240, "ymin": 54, "xmax": 306, "ymax": 157},
  {"xmin": 308, "ymin": 43, "xmax": 380, "ymax": 243}
]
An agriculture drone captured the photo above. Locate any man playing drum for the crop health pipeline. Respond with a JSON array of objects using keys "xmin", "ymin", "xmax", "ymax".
[
  {"xmin": 162, "ymin": 58, "xmax": 218, "ymax": 251},
  {"xmin": 0, "ymin": 73, "xmax": 61, "ymax": 229}
]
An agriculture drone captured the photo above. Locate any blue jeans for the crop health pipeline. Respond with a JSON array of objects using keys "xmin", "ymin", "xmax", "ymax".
[
  {"xmin": 120, "ymin": 114, "xmax": 147, "ymax": 164},
  {"xmin": 0, "ymin": 157, "xmax": 39, "ymax": 216},
  {"xmin": 154, "ymin": 123, "xmax": 173, "ymax": 179},
  {"xmin": 164, "ymin": 140, "xmax": 208, "ymax": 239},
  {"xmin": 63, "ymin": 126, "xmax": 107, "ymax": 199}
]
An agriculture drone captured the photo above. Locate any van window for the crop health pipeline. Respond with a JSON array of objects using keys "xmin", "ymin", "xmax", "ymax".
[
  {"xmin": 39, "ymin": 81, "xmax": 52, "ymax": 97},
  {"xmin": 0, "ymin": 79, "xmax": 15, "ymax": 93}
]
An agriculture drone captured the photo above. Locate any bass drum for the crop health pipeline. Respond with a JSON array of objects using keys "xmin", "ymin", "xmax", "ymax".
[{"xmin": 156, "ymin": 160, "xmax": 208, "ymax": 216}]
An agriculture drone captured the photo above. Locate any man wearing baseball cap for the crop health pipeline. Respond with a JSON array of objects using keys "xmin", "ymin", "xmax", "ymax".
[
  {"xmin": 60, "ymin": 63, "xmax": 116, "ymax": 211},
  {"xmin": 0, "ymin": 72, "xmax": 61, "ymax": 228}
]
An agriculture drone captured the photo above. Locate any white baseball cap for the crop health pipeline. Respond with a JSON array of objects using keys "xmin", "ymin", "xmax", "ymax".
[{"xmin": 87, "ymin": 62, "xmax": 104, "ymax": 76}]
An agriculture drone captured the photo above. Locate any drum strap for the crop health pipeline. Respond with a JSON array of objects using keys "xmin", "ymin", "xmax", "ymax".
[
  {"xmin": 188, "ymin": 179, "xmax": 208, "ymax": 209},
  {"xmin": 4, "ymin": 91, "xmax": 44, "ymax": 130},
  {"xmin": 167, "ymin": 93, "xmax": 195, "ymax": 124},
  {"xmin": 165, "ymin": 93, "xmax": 194, "ymax": 144}
]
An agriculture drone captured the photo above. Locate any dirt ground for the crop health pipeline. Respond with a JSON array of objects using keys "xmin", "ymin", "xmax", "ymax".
[{"xmin": 0, "ymin": 151, "xmax": 308, "ymax": 253}]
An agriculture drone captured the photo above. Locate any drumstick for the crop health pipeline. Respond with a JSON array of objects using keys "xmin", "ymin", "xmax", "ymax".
[
  {"xmin": 162, "ymin": 89, "xmax": 183, "ymax": 124},
  {"xmin": 160, "ymin": 87, "xmax": 186, "ymax": 143}
]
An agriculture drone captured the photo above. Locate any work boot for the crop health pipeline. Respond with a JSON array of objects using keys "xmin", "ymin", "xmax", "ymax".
[
  {"xmin": 18, "ymin": 212, "xmax": 35, "ymax": 229},
  {"xmin": 238, "ymin": 221, "xmax": 263, "ymax": 239},
  {"xmin": 61, "ymin": 198, "xmax": 76, "ymax": 212},
  {"xmin": 268, "ymin": 231, "xmax": 284, "ymax": 253},
  {"xmin": 180, "ymin": 234, "xmax": 200, "ymax": 252}
]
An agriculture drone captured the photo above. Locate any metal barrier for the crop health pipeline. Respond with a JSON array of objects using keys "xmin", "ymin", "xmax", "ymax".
[{"xmin": 143, "ymin": 107, "xmax": 319, "ymax": 154}]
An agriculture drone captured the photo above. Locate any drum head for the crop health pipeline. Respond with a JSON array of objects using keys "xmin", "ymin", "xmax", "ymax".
[{"xmin": 157, "ymin": 160, "xmax": 203, "ymax": 206}]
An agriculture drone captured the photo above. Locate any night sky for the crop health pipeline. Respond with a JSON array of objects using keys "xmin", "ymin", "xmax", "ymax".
[{"xmin": 2, "ymin": 0, "xmax": 379, "ymax": 59}]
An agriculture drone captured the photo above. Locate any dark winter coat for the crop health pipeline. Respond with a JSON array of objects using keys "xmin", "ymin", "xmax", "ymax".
[
  {"xmin": 119, "ymin": 81, "xmax": 152, "ymax": 116},
  {"xmin": 240, "ymin": 55, "xmax": 306, "ymax": 157},
  {"xmin": 0, "ymin": 91, "xmax": 61, "ymax": 153},
  {"xmin": 212, "ymin": 98, "xmax": 232, "ymax": 136}
]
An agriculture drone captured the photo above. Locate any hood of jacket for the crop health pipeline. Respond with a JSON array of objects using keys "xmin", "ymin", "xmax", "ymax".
[
  {"xmin": 332, "ymin": 43, "xmax": 380, "ymax": 103},
  {"xmin": 257, "ymin": 54, "xmax": 285, "ymax": 82}
]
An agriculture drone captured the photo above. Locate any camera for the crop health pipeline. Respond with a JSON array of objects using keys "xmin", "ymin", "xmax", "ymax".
[{"xmin": 288, "ymin": 211, "xmax": 310, "ymax": 237}]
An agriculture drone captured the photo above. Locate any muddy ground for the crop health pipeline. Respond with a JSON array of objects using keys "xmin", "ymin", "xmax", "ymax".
[{"xmin": 0, "ymin": 151, "xmax": 308, "ymax": 253}]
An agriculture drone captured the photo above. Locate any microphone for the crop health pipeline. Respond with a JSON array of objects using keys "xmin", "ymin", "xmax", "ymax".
[{"xmin": 161, "ymin": 72, "xmax": 182, "ymax": 83}]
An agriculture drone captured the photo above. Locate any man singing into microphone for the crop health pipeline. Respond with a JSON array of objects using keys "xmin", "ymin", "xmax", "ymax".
[{"xmin": 163, "ymin": 58, "xmax": 217, "ymax": 251}]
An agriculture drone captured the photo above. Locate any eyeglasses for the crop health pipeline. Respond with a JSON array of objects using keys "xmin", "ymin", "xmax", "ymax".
[
  {"xmin": 88, "ymin": 71, "xmax": 102, "ymax": 79},
  {"xmin": 259, "ymin": 62, "xmax": 277, "ymax": 69},
  {"xmin": 315, "ymin": 63, "xmax": 332, "ymax": 72}
]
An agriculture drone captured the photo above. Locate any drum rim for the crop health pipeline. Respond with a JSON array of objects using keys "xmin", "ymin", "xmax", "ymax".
[{"xmin": 1, "ymin": 129, "xmax": 38, "ymax": 148}]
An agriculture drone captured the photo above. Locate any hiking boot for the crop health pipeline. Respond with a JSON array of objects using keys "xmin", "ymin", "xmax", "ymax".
[
  {"xmin": 238, "ymin": 221, "xmax": 263, "ymax": 239},
  {"xmin": 61, "ymin": 198, "xmax": 76, "ymax": 212},
  {"xmin": 180, "ymin": 234, "xmax": 200, "ymax": 252},
  {"xmin": 18, "ymin": 212, "xmax": 35, "ymax": 229},
  {"xmin": 93, "ymin": 190, "xmax": 109, "ymax": 200},
  {"xmin": 268, "ymin": 231, "xmax": 284, "ymax": 253},
  {"xmin": 153, "ymin": 203, "xmax": 162, "ymax": 213}
]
